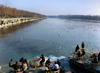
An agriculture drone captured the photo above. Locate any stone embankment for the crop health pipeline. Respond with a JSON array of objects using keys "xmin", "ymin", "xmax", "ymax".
[{"xmin": 0, "ymin": 17, "xmax": 43, "ymax": 29}]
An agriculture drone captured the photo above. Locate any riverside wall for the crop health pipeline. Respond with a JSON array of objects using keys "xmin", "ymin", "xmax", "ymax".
[{"xmin": 0, "ymin": 17, "xmax": 43, "ymax": 29}]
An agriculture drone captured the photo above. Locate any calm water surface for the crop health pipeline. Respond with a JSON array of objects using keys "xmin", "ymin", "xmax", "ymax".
[{"xmin": 0, "ymin": 18, "xmax": 100, "ymax": 72}]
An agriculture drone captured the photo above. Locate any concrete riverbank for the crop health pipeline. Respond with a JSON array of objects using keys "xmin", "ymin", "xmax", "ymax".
[{"xmin": 0, "ymin": 17, "xmax": 43, "ymax": 29}]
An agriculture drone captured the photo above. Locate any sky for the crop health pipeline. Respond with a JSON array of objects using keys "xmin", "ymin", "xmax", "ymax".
[{"xmin": 0, "ymin": 0, "xmax": 100, "ymax": 15}]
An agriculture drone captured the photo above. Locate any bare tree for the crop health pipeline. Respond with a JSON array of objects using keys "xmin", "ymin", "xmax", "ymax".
[{"xmin": 0, "ymin": 4, "xmax": 46, "ymax": 18}]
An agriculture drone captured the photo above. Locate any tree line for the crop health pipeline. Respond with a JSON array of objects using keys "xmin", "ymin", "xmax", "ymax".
[
  {"xmin": 0, "ymin": 4, "xmax": 46, "ymax": 18},
  {"xmin": 48, "ymin": 15, "xmax": 100, "ymax": 21}
]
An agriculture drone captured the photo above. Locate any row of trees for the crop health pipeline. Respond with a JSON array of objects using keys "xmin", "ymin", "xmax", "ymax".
[
  {"xmin": 48, "ymin": 15, "xmax": 100, "ymax": 21},
  {"xmin": 58, "ymin": 15, "xmax": 100, "ymax": 20},
  {"xmin": 0, "ymin": 4, "xmax": 46, "ymax": 18}
]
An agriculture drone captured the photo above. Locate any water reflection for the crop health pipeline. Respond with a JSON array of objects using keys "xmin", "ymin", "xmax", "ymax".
[{"xmin": 0, "ymin": 20, "xmax": 39, "ymax": 38}]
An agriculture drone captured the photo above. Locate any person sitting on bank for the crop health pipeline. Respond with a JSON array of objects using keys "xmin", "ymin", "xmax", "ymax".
[
  {"xmin": 13, "ymin": 61, "xmax": 20, "ymax": 71},
  {"xmin": 60, "ymin": 67, "xmax": 65, "ymax": 73},
  {"xmin": 91, "ymin": 54, "xmax": 98, "ymax": 63},
  {"xmin": 57, "ymin": 59, "xmax": 61, "ymax": 67},
  {"xmin": 52, "ymin": 62, "xmax": 59, "ymax": 71},
  {"xmin": 77, "ymin": 51, "xmax": 81, "ymax": 57},
  {"xmin": 45, "ymin": 58, "xmax": 51, "ymax": 66},
  {"xmin": 81, "ymin": 49, "xmax": 85, "ymax": 57},
  {"xmin": 9, "ymin": 59, "xmax": 13, "ymax": 67},
  {"xmin": 24, "ymin": 59, "xmax": 28, "ymax": 66},
  {"xmin": 40, "ymin": 54, "xmax": 45, "ymax": 66},
  {"xmin": 90, "ymin": 53, "xmax": 95, "ymax": 59},
  {"xmin": 75, "ymin": 45, "xmax": 80, "ymax": 52},
  {"xmin": 22, "ymin": 62, "xmax": 28, "ymax": 72},
  {"xmin": 20, "ymin": 57, "xmax": 24, "ymax": 63},
  {"xmin": 98, "ymin": 52, "xmax": 100, "ymax": 61}
]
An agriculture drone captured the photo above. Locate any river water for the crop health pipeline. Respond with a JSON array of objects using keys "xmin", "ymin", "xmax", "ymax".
[{"xmin": 0, "ymin": 18, "xmax": 100, "ymax": 72}]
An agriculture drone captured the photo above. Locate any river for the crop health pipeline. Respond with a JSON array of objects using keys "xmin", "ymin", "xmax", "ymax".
[{"xmin": 0, "ymin": 18, "xmax": 100, "ymax": 72}]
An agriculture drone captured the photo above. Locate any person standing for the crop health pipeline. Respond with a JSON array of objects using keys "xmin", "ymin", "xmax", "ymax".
[
  {"xmin": 81, "ymin": 42, "xmax": 85, "ymax": 48},
  {"xmin": 75, "ymin": 45, "xmax": 80, "ymax": 52},
  {"xmin": 98, "ymin": 53, "xmax": 100, "ymax": 61},
  {"xmin": 40, "ymin": 54, "xmax": 45, "ymax": 66}
]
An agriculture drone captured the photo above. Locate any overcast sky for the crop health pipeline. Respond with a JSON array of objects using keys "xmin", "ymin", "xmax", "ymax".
[{"xmin": 0, "ymin": 0, "xmax": 100, "ymax": 15}]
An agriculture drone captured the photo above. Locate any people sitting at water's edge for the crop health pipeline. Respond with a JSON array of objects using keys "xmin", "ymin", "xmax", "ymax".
[
  {"xmin": 45, "ymin": 58, "xmax": 51, "ymax": 67},
  {"xmin": 91, "ymin": 54, "xmax": 98, "ymax": 63},
  {"xmin": 13, "ymin": 61, "xmax": 20, "ymax": 71},
  {"xmin": 52, "ymin": 62, "xmax": 59, "ymax": 71},
  {"xmin": 76, "ymin": 42, "xmax": 84, "ymax": 58},
  {"xmin": 77, "ymin": 51, "xmax": 81, "ymax": 57},
  {"xmin": 9, "ymin": 57, "xmax": 29, "ymax": 72},
  {"xmin": 20, "ymin": 57, "xmax": 24, "ymax": 63},
  {"xmin": 9, "ymin": 59, "xmax": 13, "ymax": 67},
  {"xmin": 57, "ymin": 59, "xmax": 61, "ymax": 67},
  {"xmin": 76, "ymin": 50, "xmax": 85, "ymax": 60},
  {"xmin": 60, "ymin": 67, "xmax": 65, "ymax": 73},
  {"xmin": 22, "ymin": 62, "xmax": 28, "ymax": 72},
  {"xmin": 75, "ymin": 45, "xmax": 80, "ymax": 52},
  {"xmin": 81, "ymin": 49, "xmax": 85, "ymax": 57},
  {"xmin": 40, "ymin": 54, "xmax": 45, "ymax": 66},
  {"xmin": 24, "ymin": 59, "xmax": 28, "ymax": 66}
]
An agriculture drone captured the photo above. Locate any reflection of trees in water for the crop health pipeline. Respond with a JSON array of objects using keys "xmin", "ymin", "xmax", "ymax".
[
  {"xmin": 0, "ymin": 20, "xmax": 39, "ymax": 37},
  {"xmin": 33, "ymin": 20, "xmax": 38, "ymax": 23}
]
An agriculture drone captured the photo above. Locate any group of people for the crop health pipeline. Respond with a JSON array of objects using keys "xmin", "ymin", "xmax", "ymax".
[
  {"xmin": 75, "ymin": 42, "xmax": 85, "ymax": 58},
  {"xmin": 90, "ymin": 52, "xmax": 100, "ymax": 63},
  {"xmin": 45, "ymin": 58, "xmax": 61, "ymax": 67},
  {"xmin": 40, "ymin": 54, "xmax": 65, "ymax": 73},
  {"xmin": 75, "ymin": 42, "xmax": 100, "ymax": 65},
  {"xmin": 9, "ymin": 57, "xmax": 28, "ymax": 72}
]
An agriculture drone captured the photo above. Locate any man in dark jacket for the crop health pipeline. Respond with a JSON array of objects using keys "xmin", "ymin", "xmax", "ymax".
[
  {"xmin": 57, "ymin": 59, "xmax": 61, "ymax": 67},
  {"xmin": 13, "ymin": 61, "xmax": 19, "ymax": 70},
  {"xmin": 60, "ymin": 67, "xmax": 65, "ymax": 73},
  {"xmin": 81, "ymin": 42, "xmax": 85, "ymax": 48},
  {"xmin": 40, "ymin": 54, "xmax": 45, "ymax": 66}
]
